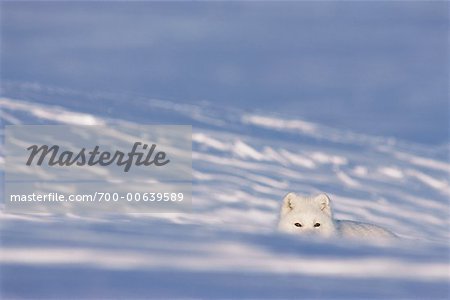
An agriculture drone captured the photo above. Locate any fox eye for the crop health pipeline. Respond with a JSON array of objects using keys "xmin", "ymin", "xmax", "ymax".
[
  {"xmin": 314, "ymin": 223, "xmax": 321, "ymax": 227},
  {"xmin": 294, "ymin": 223, "xmax": 302, "ymax": 227}
]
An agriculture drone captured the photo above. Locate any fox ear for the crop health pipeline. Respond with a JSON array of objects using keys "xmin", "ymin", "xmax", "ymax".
[
  {"xmin": 280, "ymin": 192, "xmax": 297, "ymax": 217},
  {"xmin": 314, "ymin": 193, "xmax": 332, "ymax": 216}
]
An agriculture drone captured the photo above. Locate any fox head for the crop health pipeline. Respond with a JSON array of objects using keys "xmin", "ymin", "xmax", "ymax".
[{"xmin": 278, "ymin": 192, "xmax": 337, "ymax": 237}]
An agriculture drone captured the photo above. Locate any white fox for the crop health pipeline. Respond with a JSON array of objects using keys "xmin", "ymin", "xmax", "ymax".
[{"xmin": 278, "ymin": 192, "xmax": 396, "ymax": 239}]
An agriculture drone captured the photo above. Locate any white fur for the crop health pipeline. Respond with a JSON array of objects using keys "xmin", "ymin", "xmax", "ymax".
[{"xmin": 278, "ymin": 192, "xmax": 396, "ymax": 239}]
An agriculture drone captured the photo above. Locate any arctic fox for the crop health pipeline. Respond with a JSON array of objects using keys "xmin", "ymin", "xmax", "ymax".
[{"xmin": 278, "ymin": 192, "xmax": 396, "ymax": 239}]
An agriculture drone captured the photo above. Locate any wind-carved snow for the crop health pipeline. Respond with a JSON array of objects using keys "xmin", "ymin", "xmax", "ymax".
[
  {"xmin": 0, "ymin": 87, "xmax": 449, "ymax": 299},
  {"xmin": 0, "ymin": 98, "xmax": 104, "ymax": 125},
  {"xmin": 242, "ymin": 114, "xmax": 318, "ymax": 135},
  {"xmin": 406, "ymin": 169, "xmax": 450, "ymax": 194},
  {"xmin": 390, "ymin": 149, "xmax": 450, "ymax": 173},
  {"xmin": 378, "ymin": 166, "xmax": 404, "ymax": 179},
  {"xmin": 336, "ymin": 170, "xmax": 362, "ymax": 188}
]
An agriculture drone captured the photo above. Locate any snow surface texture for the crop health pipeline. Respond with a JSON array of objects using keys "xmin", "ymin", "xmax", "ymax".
[{"xmin": 0, "ymin": 83, "xmax": 449, "ymax": 299}]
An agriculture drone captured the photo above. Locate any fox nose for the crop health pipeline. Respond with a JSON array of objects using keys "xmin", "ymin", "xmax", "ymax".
[{"xmin": 302, "ymin": 229, "xmax": 314, "ymax": 235}]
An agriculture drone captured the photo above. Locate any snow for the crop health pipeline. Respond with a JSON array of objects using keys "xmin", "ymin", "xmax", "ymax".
[
  {"xmin": 0, "ymin": 2, "xmax": 448, "ymax": 298},
  {"xmin": 0, "ymin": 98, "xmax": 105, "ymax": 126},
  {"xmin": 0, "ymin": 84, "xmax": 449, "ymax": 299},
  {"xmin": 242, "ymin": 114, "xmax": 318, "ymax": 135}
]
